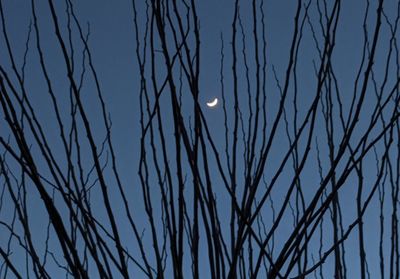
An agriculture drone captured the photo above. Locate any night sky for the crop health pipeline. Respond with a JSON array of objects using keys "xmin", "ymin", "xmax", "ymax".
[{"xmin": 1, "ymin": 0, "xmax": 400, "ymax": 278}]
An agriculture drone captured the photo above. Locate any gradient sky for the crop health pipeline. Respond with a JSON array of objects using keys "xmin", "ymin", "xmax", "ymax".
[{"xmin": 1, "ymin": 0, "xmax": 399, "ymax": 278}]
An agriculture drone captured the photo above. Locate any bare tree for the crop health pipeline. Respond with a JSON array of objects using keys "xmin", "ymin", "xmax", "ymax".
[{"xmin": 1, "ymin": 0, "xmax": 400, "ymax": 278}]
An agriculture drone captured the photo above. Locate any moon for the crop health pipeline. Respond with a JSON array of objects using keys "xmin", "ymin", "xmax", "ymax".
[{"xmin": 206, "ymin": 97, "xmax": 218, "ymax": 108}]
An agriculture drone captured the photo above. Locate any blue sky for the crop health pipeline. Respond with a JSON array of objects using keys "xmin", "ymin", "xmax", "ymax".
[{"xmin": 1, "ymin": 0, "xmax": 400, "ymax": 278}]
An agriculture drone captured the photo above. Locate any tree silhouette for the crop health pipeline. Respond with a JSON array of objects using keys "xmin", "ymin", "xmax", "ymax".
[{"xmin": 1, "ymin": 0, "xmax": 400, "ymax": 278}]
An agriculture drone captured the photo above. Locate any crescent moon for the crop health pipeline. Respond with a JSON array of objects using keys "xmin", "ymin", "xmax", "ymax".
[{"xmin": 206, "ymin": 97, "xmax": 218, "ymax": 108}]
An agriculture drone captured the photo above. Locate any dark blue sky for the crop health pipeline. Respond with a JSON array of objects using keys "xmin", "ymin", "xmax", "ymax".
[{"xmin": 1, "ymin": 0, "xmax": 400, "ymax": 278}]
